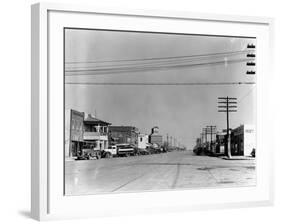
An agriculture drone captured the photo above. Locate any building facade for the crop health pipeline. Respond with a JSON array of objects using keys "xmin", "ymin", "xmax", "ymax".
[
  {"xmin": 215, "ymin": 131, "xmax": 227, "ymax": 154},
  {"xmin": 149, "ymin": 126, "xmax": 163, "ymax": 146},
  {"xmin": 65, "ymin": 109, "xmax": 85, "ymax": 158},
  {"xmin": 137, "ymin": 134, "xmax": 149, "ymax": 149},
  {"xmin": 83, "ymin": 114, "xmax": 111, "ymax": 151},
  {"xmin": 231, "ymin": 124, "xmax": 255, "ymax": 156},
  {"xmin": 109, "ymin": 126, "xmax": 139, "ymax": 146}
]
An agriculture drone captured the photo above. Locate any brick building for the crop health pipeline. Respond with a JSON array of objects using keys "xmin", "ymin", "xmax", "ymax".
[
  {"xmin": 65, "ymin": 109, "xmax": 84, "ymax": 158},
  {"xmin": 109, "ymin": 126, "xmax": 139, "ymax": 146}
]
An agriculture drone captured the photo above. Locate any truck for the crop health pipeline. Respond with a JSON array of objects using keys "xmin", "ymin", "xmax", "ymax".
[
  {"xmin": 116, "ymin": 144, "xmax": 136, "ymax": 157},
  {"xmin": 101, "ymin": 145, "xmax": 118, "ymax": 158},
  {"xmin": 102, "ymin": 144, "xmax": 136, "ymax": 157}
]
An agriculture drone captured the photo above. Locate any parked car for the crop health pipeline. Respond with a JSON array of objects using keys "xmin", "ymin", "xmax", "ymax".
[
  {"xmin": 76, "ymin": 144, "xmax": 101, "ymax": 160},
  {"xmin": 137, "ymin": 148, "xmax": 150, "ymax": 155},
  {"xmin": 146, "ymin": 145, "xmax": 162, "ymax": 154},
  {"xmin": 193, "ymin": 145, "xmax": 203, "ymax": 155},
  {"xmin": 251, "ymin": 148, "xmax": 256, "ymax": 157},
  {"xmin": 76, "ymin": 151, "xmax": 90, "ymax": 160}
]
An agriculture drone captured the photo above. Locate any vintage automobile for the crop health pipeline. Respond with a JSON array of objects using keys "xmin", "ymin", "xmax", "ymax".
[
  {"xmin": 193, "ymin": 145, "xmax": 203, "ymax": 155},
  {"xmin": 146, "ymin": 144, "xmax": 163, "ymax": 154},
  {"xmin": 76, "ymin": 143, "xmax": 101, "ymax": 160},
  {"xmin": 136, "ymin": 148, "xmax": 150, "ymax": 155},
  {"xmin": 101, "ymin": 145, "xmax": 117, "ymax": 158}
]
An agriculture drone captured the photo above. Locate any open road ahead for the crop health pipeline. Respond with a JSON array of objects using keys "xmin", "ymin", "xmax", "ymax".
[{"xmin": 65, "ymin": 151, "xmax": 256, "ymax": 195}]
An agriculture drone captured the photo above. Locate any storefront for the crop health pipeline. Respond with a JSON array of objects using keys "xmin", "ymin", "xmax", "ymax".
[
  {"xmin": 231, "ymin": 124, "xmax": 255, "ymax": 156},
  {"xmin": 215, "ymin": 132, "xmax": 227, "ymax": 154},
  {"xmin": 83, "ymin": 114, "xmax": 111, "ymax": 151},
  {"xmin": 109, "ymin": 126, "xmax": 139, "ymax": 146}
]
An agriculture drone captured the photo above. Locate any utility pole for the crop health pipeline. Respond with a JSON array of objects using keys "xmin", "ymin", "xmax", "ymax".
[
  {"xmin": 218, "ymin": 96, "xmax": 237, "ymax": 158},
  {"xmin": 202, "ymin": 128, "xmax": 207, "ymax": 144},
  {"xmin": 202, "ymin": 127, "xmax": 209, "ymax": 152},
  {"xmin": 206, "ymin": 125, "xmax": 216, "ymax": 152},
  {"xmin": 218, "ymin": 97, "xmax": 237, "ymax": 158},
  {"xmin": 200, "ymin": 133, "xmax": 203, "ymax": 145}
]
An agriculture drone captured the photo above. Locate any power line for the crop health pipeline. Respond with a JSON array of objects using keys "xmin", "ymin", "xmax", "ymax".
[
  {"xmin": 237, "ymin": 86, "xmax": 256, "ymax": 104},
  {"xmin": 65, "ymin": 81, "xmax": 256, "ymax": 86},
  {"xmin": 65, "ymin": 49, "xmax": 255, "ymax": 64},
  {"xmin": 65, "ymin": 58, "xmax": 251, "ymax": 76},
  {"xmin": 65, "ymin": 54, "xmax": 249, "ymax": 70}
]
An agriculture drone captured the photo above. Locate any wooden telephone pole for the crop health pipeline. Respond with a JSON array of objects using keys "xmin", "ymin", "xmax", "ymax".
[
  {"xmin": 202, "ymin": 128, "xmax": 207, "ymax": 144},
  {"xmin": 200, "ymin": 133, "xmax": 204, "ymax": 145},
  {"xmin": 206, "ymin": 125, "xmax": 216, "ymax": 152},
  {"xmin": 218, "ymin": 97, "xmax": 237, "ymax": 158}
]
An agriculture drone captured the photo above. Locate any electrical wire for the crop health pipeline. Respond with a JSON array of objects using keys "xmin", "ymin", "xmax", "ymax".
[
  {"xmin": 65, "ymin": 58, "xmax": 251, "ymax": 76},
  {"xmin": 65, "ymin": 49, "xmax": 255, "ymax": 65},
  {"xmin": 238, "ymin": 86, "xmax": 256, "ymax": 104},
  {"xmin": 65, "ymin": 56, "xmax": 234, "ymax": 70},
  {"xmin": 65, "ymin": 53, "xmax": 254, "ymax": 71},
  {"xmin": 65, "ymin": 81, "xmax": 256, "ymax": 86}
]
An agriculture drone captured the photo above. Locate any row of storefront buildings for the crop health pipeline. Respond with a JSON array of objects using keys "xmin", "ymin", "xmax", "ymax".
[
  {"xmin": 65, "ymin": 109, "xmax": 163, "ymax": 158},
  {"xmin": 195, "ymin": 124, "xmax": 256, "ymax": 157}
]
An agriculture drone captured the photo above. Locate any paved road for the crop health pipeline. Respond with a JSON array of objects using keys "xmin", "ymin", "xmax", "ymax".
[{"xmin": 65, "ymin": 151, "xmax": 256, "ymax": 195}]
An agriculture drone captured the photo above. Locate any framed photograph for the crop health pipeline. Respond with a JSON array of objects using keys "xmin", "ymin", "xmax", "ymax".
[{"xmin": 31, "ymin": 2, "xmax": 274, "ymax": 221}]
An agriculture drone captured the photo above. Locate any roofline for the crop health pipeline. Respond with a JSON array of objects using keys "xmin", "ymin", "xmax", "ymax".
[{"xmin": 83, "ymin": 120, "xmax": 111, "ymax": 125}]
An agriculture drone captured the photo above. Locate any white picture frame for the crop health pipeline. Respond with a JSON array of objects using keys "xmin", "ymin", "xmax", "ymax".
[{"xmin": 31, "ymin": 2, "xmax": 275, "ymax": 221}]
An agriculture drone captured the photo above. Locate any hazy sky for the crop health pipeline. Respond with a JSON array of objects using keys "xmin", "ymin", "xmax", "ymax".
[{"xmin": 64, "ymin": 29, "xmax": 256, "ymax": 149}]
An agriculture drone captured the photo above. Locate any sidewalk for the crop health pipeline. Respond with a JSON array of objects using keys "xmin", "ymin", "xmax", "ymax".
[
  {"xmin": 65, "ymin": 157, "xmax": 76, "ymax": 162},
  {"xmin": 220, "ymin": 156, "xmax": 255, "ymax": 160}
]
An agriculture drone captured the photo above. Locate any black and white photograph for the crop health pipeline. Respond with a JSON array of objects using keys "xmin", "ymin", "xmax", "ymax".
[{"xmin": 64, "ymin": 28, "xmax": 257, "ymax": 196}]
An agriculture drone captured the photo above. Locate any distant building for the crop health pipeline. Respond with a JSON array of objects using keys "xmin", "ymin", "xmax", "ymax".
[
  {"xmin": 149, "ymin": 126, "xmax": 163, "ymax": 146},
  {"xmin": 231, "ymin": 124, "xmax": 255, "ymax": 156},
  {"xmin": 83, "ymin": 114, "xmax": 111, "ymax": 151},
  {"xmin": 196, "ymin": 137, "xmax": 202, "ymax": 147},
  {"xmin": 109, "ymin": 126, "xmax": 139, "ymax": 146},
  {"xmin": 137, "ymin": 134, "xmax": 149, "ymax": 149},
  {"xmin": 215, "ymin": 131, "xmax": 227, "ymax": 154},
  {"xmin": 65, "ymin": 109, "xmax": 85, "ymax": 158}
]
